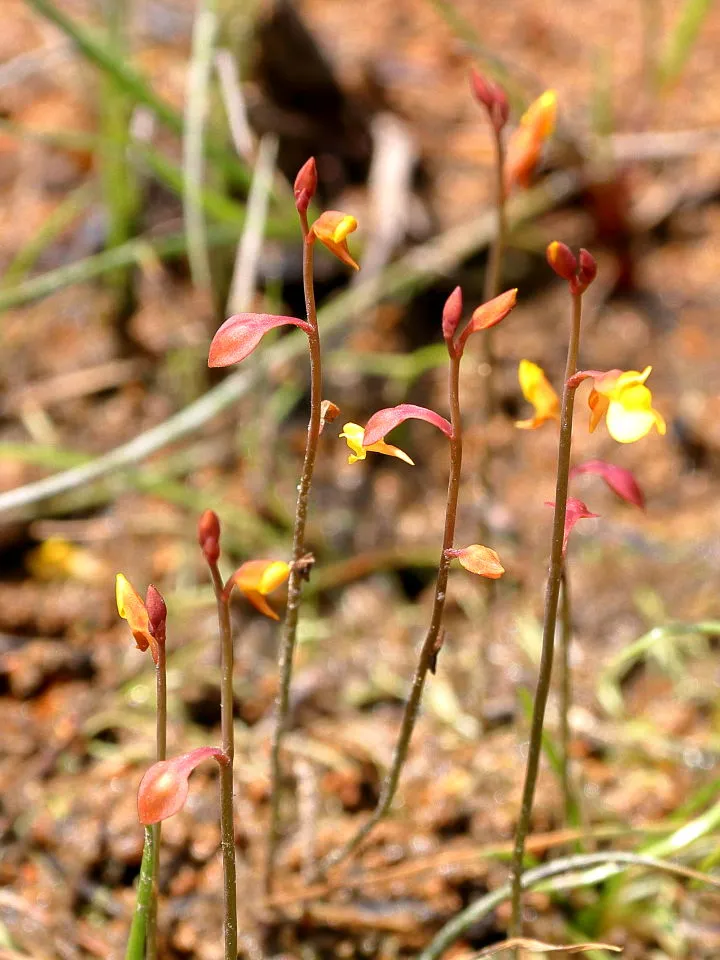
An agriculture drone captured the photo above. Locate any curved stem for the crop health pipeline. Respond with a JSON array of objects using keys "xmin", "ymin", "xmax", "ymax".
[
  {"xmin": 509, "ymin": 292, "xmax": 583, "ymax": 938},
  {"xmin": 265, "ymin": 224, "xmax": 322, "ymax": 894},
  {"xmin": 210, "ymin": 562, "xmax": 238, "ymax": 960},
  {"xmin": 146, "ymin": 645, "xmax": 167, "ymax": 960},
  {"xmin": 318, "ymin": 351, "xmax": 463, "ymax": 876}
]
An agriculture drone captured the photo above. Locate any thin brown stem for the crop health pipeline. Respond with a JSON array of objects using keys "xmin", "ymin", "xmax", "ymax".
[
  {"xmin": 559, "ymin": 565, "xmax": 573, "ymax": 826},
  {"xmin": 318, "ymin": 351, "xmax": 463, "ymax": 876},
  {"xmin": 265, "ymin": 222, "xmax": 322, "ymax": 894},
  {"xmin": 509, "ymin": 292, "xmax": 583, "ymax": 939},
  {"xmin": 146, "ymin": 644, "xmax": 167, "ymax": 960},
  {"xmin": 209, "ymin": 562, "xmax": 238, "ymax": 960}
]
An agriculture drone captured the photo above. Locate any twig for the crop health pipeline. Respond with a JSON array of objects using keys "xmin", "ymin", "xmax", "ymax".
[
  {"xmin": 419, "ymin": 851, "xmax": 720, "ymax": 960},
  {"xmin": 228, "ymin": 134, "xmax": 279, "ymax": 314},
  {"xmin": 184, "ymin": 0, "xmax": 219, "ymax": 299},
  {"xmin": 0, "ymin": 171, "xmax": 580, "ymax": 518},
  {"xmin": 215, "ymin": 49, "xmax": 254, "ymax": 164}
]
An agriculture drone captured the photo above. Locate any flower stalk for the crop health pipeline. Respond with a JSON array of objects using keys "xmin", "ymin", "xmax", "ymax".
[
  {"xmin": 509, "ymin": 287, "xmax": 584, "ymax": 938},
  {"xmin": 558, "ymin": 565, "xmax": 575, "ymax": 826},
  {"xmin": 265, "ymin": 202, "xmax": 323, "ymax": 894}
]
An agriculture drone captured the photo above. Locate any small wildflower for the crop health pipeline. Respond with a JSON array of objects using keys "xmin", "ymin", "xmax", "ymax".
[
  {"xmin": 339, "ymin": 422, "xmax": 414, "ymax": 466},
  {"xmin": 546, "ymin": 498, "xmax": 599, "ymax": 555},
  {"xmin": 310, "ymin": 211, "xmax": 359, "ymax": 270},
  {"xmin": 570, "ymin": 460, "xmax": 645, "ymax": 510},
  {"xmin": 547, "ymin": 242, "xmax": 598, "ymax": 295},
  {"xmin": 587, "ymin": 366, "xmax": 666, "ymax": 443},
  {"xmin": 137, "ymin": 747, "xmax": 227, "ymax": 825},
  {"xmin": 445, "ymin": 544, "xmax": 505, "ymax": 579},
  {"xmin": 506, "ymin": 89, "xmax": 557, "ymax": 190},
  {"xmin": 116, "ymin": 573, "xmax": 159, "ymax": 664},
  {"xmin": 515, "ymin": 360, "xmax": 561, "ymax": 430},
  {"xmin": 27, "ymin": 537, "xmax": 105, "ymax": 583},
  {"xmin": 227, "ymin": 559, "xmax": 291, "ymax": 620},
  {"xmin": 209, "ymin": 313, "xmax": 312, "ymax": 368}
]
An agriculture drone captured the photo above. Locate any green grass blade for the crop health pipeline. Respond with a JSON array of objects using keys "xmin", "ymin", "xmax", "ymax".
[
  {"xmin": 125, "ymin": 826, "xmax": 155, "ymax": 960},
  {"xmin": 657, "ymin": 0, "xmax": 713, "ymax": 90}
]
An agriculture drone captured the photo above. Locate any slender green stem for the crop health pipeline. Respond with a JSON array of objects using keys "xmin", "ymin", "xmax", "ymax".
[
  {"xmin": 209, "ymin": 562, "xmax": 237, "ymax": 960},
  {"xmin": 265, "ymin": 217, "xmax": 322, "ymax": 894},
  {"xmin": 318, "ymin": 351, "xmax": 464, "ymax": 876},
  {"xmin": 146, "ymin": 643, "xmax": 167, "ymax": 960},
  {"xmin": 124, "ymin": 826, "xmax": 155, "ymax": 960},
  {"xmin": 509, "ymin": 292, "xmax": 583, "ymax": 938},
  {"xmin": 559, "ymin": 565, "xmax": 575, "ymax": 827}
]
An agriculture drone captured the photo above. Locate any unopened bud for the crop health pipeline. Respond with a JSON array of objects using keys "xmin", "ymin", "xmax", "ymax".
[
  {"xmin": 469, "ymin": 68, "xmax": 509, "ymax": 133},
  {"xmin": 546, "ymin": 241, "xmax": 577, "ymax": 282},
  {"xmin": 198, "ymin": 510, "xmax": 221, "ymax": 563},
  {"xmin": 145, "ymin": 585, "xmax": 167, "ymax": 646},
  {"xmin": 575, "ymin": 248, "xmax": 598, "ymax": 293},
  {"xmin": 294, "ymin": 157, "xmax": 317, "ymax": 216},
  {"xmin": 442, "ymin": 286, "xmax": 463, "ymax": 343}
]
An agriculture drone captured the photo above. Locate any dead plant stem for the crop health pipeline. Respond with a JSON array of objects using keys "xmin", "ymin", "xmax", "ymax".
[{"xmin": 509, "ymin": 292, "xmax": 583, "ymax": 939}]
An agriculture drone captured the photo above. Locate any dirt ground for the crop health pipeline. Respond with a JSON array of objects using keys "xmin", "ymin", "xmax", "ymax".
[{"xmin": 1, "ymin": 0, "xmax": 720, "ymax": 957}]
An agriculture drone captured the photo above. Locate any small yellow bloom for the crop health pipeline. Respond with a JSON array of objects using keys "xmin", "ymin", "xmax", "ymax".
[
  {"xmin": 506, "ymin": 90, "xmax": 558, "ymax": 190},
  {"xmin": 589, "ymin": 366, "xmax": 666, "ymax": 444},
  {"xmin": 515, "ymin": 360, "xmax": 561, "ymax": 430},
  {"xmin": 27, "ymin": 537, "xmax": 105, "ymax": 583},
  {"xmin": 116, "ymin": 573, "xmax": 158, "ymax": 661},
  {"xmin": 230, "ymin": 559, "xmax": 291, "ymax": 620},
  {"xmin": 339, "ymin": 422, "xmax": 414, "ymax": 466},
  {"xmin": 311, "ymin": 211, "xmax": 359, "ymax": 270}
]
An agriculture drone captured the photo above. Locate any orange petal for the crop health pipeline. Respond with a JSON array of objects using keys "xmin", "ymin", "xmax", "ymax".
[
  {"xmin": 244, "ymin": 589, "xmax": 280, "ymax": 620},
  {"xmin": 448, "ymin": 544, "xmax": 505, "ymax": 579}
]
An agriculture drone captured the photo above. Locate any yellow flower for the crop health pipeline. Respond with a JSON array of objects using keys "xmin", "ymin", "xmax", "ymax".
[
  {"xmin": 229, "ymin": 559, "xmax": 291, "ymax": 620},
  {"xmin": 589, "ymin": 366, "xmax": 666, "ymax": 444},
  {"xmin": 515, "ymin": 360, "xmax": 561, "ymax": 430},
  {"xmin": 506, "ymin": 89, "xmax": 557, "ymax": 190},
  {"xmin": 339, "ymin": 422, "xmax": 414, "ymax": 466},
  {"xmin": 311, "ymin": 211, "xmax": 359, "ymax": 270},
  {"xmin": 116, "ymin": 573, "xmax": 158, "ymax": 661}
]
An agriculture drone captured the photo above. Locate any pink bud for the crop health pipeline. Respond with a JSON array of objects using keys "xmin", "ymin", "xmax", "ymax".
[
  {"xmin": 547, "ymin": 241, "xmax": 577, "ymax": 282},
  {"xmin": 294, "ymin": 157, "xmax": 318, "ymax": 216},
  {"xmin": 574, "ymin": 248, "xmax": 598, "ymax": 293},
  {"xmin": 442, "ymin": 286, "xmax": 463, "ymax": 343},
  {"xmin": 570, "ymin": 460, "xmax": 645, "ymax": 509},
  {"xmin": 469, "ymin": 68, "xmax": 509, "ymax": 133},
  {"xmin": 198, "ymin": 510, "xmax": 221, "ymax": 564},
  {"xmin": 145, "ymin": 585, "xmax": 167, "ymax": 646},
  {"xmin": 137, "ymin": 747, "xmax": 227, "ymax": 825}
]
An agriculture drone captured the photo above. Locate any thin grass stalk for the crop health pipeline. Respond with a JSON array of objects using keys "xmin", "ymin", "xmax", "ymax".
[
  {"xmin": 209, "ymin": 562, "xmax": 238, "ymax": 960},
  {"xmin": 264, "ymin": 213, "xmax": 322, "ymax": 894},
  {"xmin": 124, "ymin": 826, "xmax": 155, "ymax": 960},
  {"xmin": 509, "ymin": 292, "xmax": 583, "ymax": 939},
  {"xmin": 318, "ymin": 350, "xmax": 463, "ymax": 876}
]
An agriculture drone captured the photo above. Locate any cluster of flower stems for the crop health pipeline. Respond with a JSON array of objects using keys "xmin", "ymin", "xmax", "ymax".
[{"xmin": 118, "ymin": 74, "xmax": 663, "ymax": 959}]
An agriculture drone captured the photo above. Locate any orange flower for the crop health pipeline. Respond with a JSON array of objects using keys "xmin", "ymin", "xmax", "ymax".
[
  {"xmin": 228, "ymin": 559, "xmax": 291, "ymax": 620},
  {"xmin": 310, "ymin": 211, "xmax": 359, "ymax": 270},
  {"xmin": 515, "ymin": 360, "xmax": 560, "ymax": 429},
  {"xmin": 116, "ymin": 573, "xmax": 160, "ymax": 664},
  {"xmin": 506, "ymin": 90, "xmax": 557, "ymax": 190}
]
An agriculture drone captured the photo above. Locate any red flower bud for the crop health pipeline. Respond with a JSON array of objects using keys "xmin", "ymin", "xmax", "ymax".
[
  {"xmin": 137, "ymin": 747, "xmax": 227, "ymax": 825},
  {"xmin": 469, "ymin": 68, "xmax": 509, "ymax": 133},
  {"xmin": 546, "ymin": 241, "xmax": 577, "ymax": 282},
  {"xmin": 442, "ymin": 286, "xmax": 463, "ymax": 344},
  {"xmin": 294, "ymin": 157, "xmax": 317, "ymax": 216},
  {"xmin": 145, "ymin": 585, "xmax": 167, "ymax": 646},
  {"xmin": 198, "ymin": 510, "xmax": 221, "ymax": 564},
  {"xmin": 575, "ymin": 248, "xmax": 598, "ymax": 293}
]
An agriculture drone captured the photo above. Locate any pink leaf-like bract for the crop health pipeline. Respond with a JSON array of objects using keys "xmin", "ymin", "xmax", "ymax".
[
  {"xmin": 137, "ymin": 747, "xmax": 227, "ymax": 825},
  {"xmin": 208, "ymin": 313, "xmax": 312, "ymax": 368},
  {"xmin": 363, "ymin": 404, "xmax": 453, "ymax": 447},
  {"xmin": 546, "ymin": 497, "xmax": 599, "ymax": 555},
  {"xmin": 570, "ymin": 460, "xmax": 645, "ymax": 509}
]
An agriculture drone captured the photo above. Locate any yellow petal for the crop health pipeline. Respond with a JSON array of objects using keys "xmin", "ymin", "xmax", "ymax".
[
  {"xmin": 233, "ymin": 559, "xmax": 289, "ymax": 597},
  {"xmin": 521, "ymin": 89, "xmax": 558, "ymax": 138},
  {"xmin": 116, "ymin": 573, "xmax": 156, "ymax": 657},
  {"xmin": 312, "ymin": 211, "xmax": 360, "ymax": 270},
  {"xmin": 606, "ymin": 383, "xmax": 665, "ymax": 443},
  {"xmin": 364, "ymin": 438, "xmax": 415, "ymax": 466},
  {"xmin": 258, "ymin": 560, "xmax": 291, "ymax": 594},
  {"xmin": 244, "ymin": 589, "xmax": 280, "ymax": 620},
  {"xmin": 339, "ymin": 422, "xmax": 368, "ymax": 464},
  {"xmin": 515, "ymin": 360, "xmax": 560, "ymax": 429}
]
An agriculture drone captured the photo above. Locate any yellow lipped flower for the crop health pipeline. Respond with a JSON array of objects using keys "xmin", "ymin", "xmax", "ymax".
[
  {"xmin": 515, "ymin": 360, "xmax": 561, "ymax": 430},
  {"xmin": 230, "ymin": 559, "xmax": 291, "ymax": 620},
  {"xmin": 311, "ymin": 211, "xmax": 359, "ymax": 270},
  {"xmin": 116, "ymin": 573, "xmax": 158, "ymax": 662},
  {"xmin": 589, "ymin": 366, "xmax": 666, "ymax": 444},
  {"xmin": 506, "ymin": 89, "xmax": 558, "ymax": 190},
  {"xmin": 339, "ymin": 422, "xmax": 414, "ymax": 466}
]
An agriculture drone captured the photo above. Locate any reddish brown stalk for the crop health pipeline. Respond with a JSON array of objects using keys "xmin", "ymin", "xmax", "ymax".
[
  {"xmin": 509, "ymin": 291, "xmax": 583, "ymax": 939},
  {"xmin": 317, "ymin": 350, "xmax": 463, "ymax": 876},
  {"xmin": 146, "ymin": 641, "xmax": 166, "ymax": 960},
  {"xmin": 265, "ymin": 210, "xmax": 323, "ymax": 894}
]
